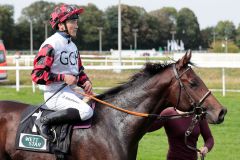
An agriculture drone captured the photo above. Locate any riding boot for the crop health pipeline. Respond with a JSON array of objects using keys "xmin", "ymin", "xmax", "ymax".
[{"xmin": 35, "ymin": 108, "xmax": 81, "ymax": 139}]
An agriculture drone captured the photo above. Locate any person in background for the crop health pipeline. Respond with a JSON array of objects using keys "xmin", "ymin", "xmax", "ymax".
[
  {"xmin": 31, "ymin": 4, "xmax": 93, "ymax": 140},
  {"xmin": 148, "ymin": 107, "xmax": 214, "ymax": 160}
]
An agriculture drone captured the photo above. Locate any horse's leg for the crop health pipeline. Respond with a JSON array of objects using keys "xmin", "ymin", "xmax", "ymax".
[
  {"xmin": 0, "ymin": 115, "xmax": 12, "ymax": 160},
  {"xmin": 0, "ymin": 152, "xmax": 12, "ymax": 160},
  {"xmin": 0, "ymin": 102, "xmax": 25, "ymax": 160}
]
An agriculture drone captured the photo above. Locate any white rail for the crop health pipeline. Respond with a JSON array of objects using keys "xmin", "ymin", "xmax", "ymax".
[
  {"xmin": 6, "ymin": 54, "xmax": 166, "ymax": 66},
  {"xmin": 1, "ymin": 53, "xmax": 240, "ymax": 96}
]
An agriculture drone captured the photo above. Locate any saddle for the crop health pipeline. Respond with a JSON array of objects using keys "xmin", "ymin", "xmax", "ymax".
[{"xmin": 16, "ymin": 103, "xmax": 94, "ymax": 159}]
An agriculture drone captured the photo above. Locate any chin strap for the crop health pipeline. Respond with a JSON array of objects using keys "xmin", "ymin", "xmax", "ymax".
[
  {"xmin": 63, "ymin": 22, "xmax": 69, "ymax": 35},
  {"xmin": 58, "ymin": 24, "xmax": 71, "ymax": 43}
]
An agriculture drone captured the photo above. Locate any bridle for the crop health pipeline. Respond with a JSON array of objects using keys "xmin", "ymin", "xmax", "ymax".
[
  {"xmin": 173, "ymin": 63, "xmax": 211, "ymax": 113},
  {"xmin": 173, "ymin": 63, "xmax": 211, "ymax": 160}
]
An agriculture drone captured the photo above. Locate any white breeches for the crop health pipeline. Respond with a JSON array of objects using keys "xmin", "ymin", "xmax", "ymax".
[{"xmin": 43, "ymin": 86, "xmax": 93, "ymax": 121}]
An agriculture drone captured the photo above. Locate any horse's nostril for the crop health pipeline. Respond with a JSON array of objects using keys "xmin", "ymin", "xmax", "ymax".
[{"xmin": 218, "ymin": 108, "xmax": 227, "ymax": 123}]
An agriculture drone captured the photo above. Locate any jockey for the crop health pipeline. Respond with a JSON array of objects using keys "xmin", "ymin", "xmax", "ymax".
[{"xmin": 31, "ymin": 4, "xmax": 93, "ymax": 139}]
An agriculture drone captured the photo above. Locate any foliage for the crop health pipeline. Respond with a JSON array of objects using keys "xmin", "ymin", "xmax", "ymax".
[
  {"xmin": 77, "ymin": 3, "xmax": 106, "ymax": 50},
  {"xmin": 137, "ymin": 14, "xmax": 160, "ymax": 49},
  {"xmin": 14, "ymin": 1, "xmax": 55, "ymax": 50},
  {"xmin": 177, "ymin": 8, "xmax": 201, "ymax": 49},
  {"xmin": 0, "ymin": 5, "xmax": 15, "ymax": 48},
  {"xmin": 104, "ymin": 5, "xmax": 149, "ymax": 49},
  {"xmin": 0, "ymin": 1, "xmax": 240, "ymax": 51},
  {"xmin": 200, "ymin": 27, "xmax": 215, "ymax": 49},
  {"xmin": 215, "ymin": 21, "xmax": 236, "ymax": 41},
  {"xmin": 235, "ymin": 24, "xmax": 240, "ymax": 48},
  {"xmin": 104, "ymin": 5, "xmax": 118, "ymax": 49},
  {"xmin": 209, "ymin": 40, "xmax": 239, "ymax": 53},
  {"xmin": 149, "ymin": 7, "xmax": 177, "ymax": 46}
]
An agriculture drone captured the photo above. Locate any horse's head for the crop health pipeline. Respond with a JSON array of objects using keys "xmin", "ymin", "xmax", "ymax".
[{"xmin": 167, "ymin": 50, "xmax": 227, "ymax": 124}]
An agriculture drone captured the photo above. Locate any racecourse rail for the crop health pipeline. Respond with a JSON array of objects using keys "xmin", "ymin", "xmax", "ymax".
[{"xmin": 1, "ymin": 53, "xmax": 240, "ymax": 96}]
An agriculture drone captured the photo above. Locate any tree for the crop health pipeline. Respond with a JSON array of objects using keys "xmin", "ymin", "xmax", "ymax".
[
  {"xmin": 215, "ymin": 20, "xmax": 236, "ymax": 42},
  {"xmin": 176, "ymin": 8, "xmax": 201, "ymax": 49},
  {"xmin": 3, "ymin": 1, "xmax": 239, "ymax": 52},
  {"xmin": 122, "ymin": 5, "xmax": 160, "ymax": 49},
  {"xmin": 235, "ymin": 24, "xmax": 240, "ymax": 48},
  {"xmin": 209, "ymin": 40, "xmax": 239, "ymax": 53},
  {"xmin": 136, "ymin": 13, "xmax": 160, "ymax": 49},
  {"xmin": 17, "ymin": 1, "xmax": 55, "ymax": 50},
  {"xmin": 200, "ymin": 27, "xmax": 215, "ymax": 49},
  {"xmin": 76, "ymin": 3, "xmax": 106, "ymax": 50},
  {"xmin": 149, "ymin": 7, "xmax": 177, "ymax": 47},
  {"xmin": 99, "ymin": 5, "xmax": 166, "ymax": 50},
  {"xmin": 104, "ymin": 6, "xmax": 118, "ymax": 50},
  {"xmin": 0, "ymin": 5, "xmax": 15, "ymax": 49},
  {"xmin": 105, "ymin": 4, "xmax": 145, "ymax": 50}
]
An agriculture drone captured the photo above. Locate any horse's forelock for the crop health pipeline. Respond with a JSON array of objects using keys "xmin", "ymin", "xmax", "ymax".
[
  {"xmin": 188, "ymin": 61, "xmax": 195, "ymax": 67},
  {"xmin": 177, "ymin": 60, "xmax": 195, "ymax": 69}
]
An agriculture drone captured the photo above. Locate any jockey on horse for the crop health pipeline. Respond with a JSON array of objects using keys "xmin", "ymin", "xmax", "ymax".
[{"xmin": 31, "ymin": 4, "xmax": 93, "ymax": 140}]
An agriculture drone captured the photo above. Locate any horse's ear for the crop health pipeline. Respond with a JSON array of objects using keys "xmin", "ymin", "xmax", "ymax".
[{"xmin": 178, "ymin": 50, "xmax": 192, "ymax": 68}]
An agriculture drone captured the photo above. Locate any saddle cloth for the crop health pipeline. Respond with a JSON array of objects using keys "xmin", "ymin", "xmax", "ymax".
[{"xmin": 15, "ymin": 103, "xmax": 95, "ymax": 155}]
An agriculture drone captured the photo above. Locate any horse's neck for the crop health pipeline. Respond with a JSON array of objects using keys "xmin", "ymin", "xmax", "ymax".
[{"xmin": 99, "ymin": 76, "xmax": 169, "ymax": 145}]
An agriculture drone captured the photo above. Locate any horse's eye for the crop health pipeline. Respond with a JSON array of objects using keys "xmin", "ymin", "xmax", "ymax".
[{"xmin": 189, "ymin": 80, "xmax": 198, "ymax": 88}]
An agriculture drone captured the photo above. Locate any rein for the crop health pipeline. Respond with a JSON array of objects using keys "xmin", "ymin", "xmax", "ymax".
[
  {"xmin": 75, "ymin": 90, "xmax": 191, "ymax": 120},
  {"xmin": 184, "ymin": 115, "xmax": 205, "ymax": 160},
  {"xmin": 74, "ymin": 63, "xmax": 210, "ymax": 121},
  {"xmin": 75, "ymin": 90, "xmax": 150, "ymax": 117}
]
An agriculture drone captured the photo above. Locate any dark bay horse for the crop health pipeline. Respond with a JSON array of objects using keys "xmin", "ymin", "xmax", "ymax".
[{"xmin": 0, "ymin": 51, "xmax": 227, "ymax": 160}]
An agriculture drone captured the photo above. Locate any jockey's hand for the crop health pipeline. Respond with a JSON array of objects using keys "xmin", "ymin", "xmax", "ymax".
[
  {"xmin": 82, "ymin": 80, "xmax": 93, "ymax": 95},
  {"xmin": 199, "ymin": 146, "xmax": 208, "ymax": 157},
  {"xmin": 64, "ymin": 75, "xmax": 77, "ymax": 85}
]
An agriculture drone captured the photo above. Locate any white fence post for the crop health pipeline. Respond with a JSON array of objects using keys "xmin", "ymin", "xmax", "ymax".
[
  {"xmin": 32, "ymin": 81, "xmax": 35, "ymax": 93},
  {"xmin": 222, "ymin": 68, "xmax": 225, "ymax": 96},
  {"xmin": 15, "ymin": 57, "xmax": 20, "ymax": 92},
  {"xmin": 105, "ymin": 56, "xmax": 108, "ymax": 66}
]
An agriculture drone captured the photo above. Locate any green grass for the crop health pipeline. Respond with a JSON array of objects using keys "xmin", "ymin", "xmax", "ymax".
[{"xmin": 0, "ymin": 87, "xmax": 43, "ymax": 104}]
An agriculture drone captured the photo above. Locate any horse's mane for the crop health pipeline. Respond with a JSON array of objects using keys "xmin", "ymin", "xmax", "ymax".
[{"xmin": 96, "ymin": 62, "xmax": 172, "ymax": 100}]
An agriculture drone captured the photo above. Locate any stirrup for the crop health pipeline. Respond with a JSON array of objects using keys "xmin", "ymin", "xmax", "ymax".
[
  {"xmin": 50, "ymin": 128, "xmax": 57, "ymax": 142},
  {"xmin": 35, "ymin": 122, "xmax": 51, "ymax": 140}
]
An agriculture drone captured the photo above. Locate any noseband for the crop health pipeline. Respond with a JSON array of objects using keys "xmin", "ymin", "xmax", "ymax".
[{"xmin": 173, "ymin": 64, "xmax": 211, "ymax": 159}]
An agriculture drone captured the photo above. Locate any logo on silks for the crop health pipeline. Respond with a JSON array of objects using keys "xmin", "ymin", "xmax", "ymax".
[
  {"xmin": 19, "ymin": 133, "xmax": 47, "ymax": 150},
  {"xmin": 60, "ymin": 50, "xmax": 78, "ymax": 65}
]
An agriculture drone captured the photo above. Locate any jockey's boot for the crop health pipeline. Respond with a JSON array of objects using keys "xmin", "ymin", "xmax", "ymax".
[{"xmin": 34, "ymin": 108, "xmax": 81, "ymax": 140}]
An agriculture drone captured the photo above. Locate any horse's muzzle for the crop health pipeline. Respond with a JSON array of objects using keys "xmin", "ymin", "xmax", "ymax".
[{"xmin": 216, "ymin": 107, "xmax": 227, "ymax": 124}]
